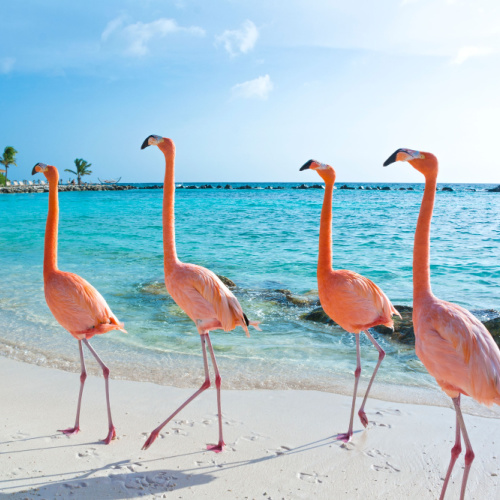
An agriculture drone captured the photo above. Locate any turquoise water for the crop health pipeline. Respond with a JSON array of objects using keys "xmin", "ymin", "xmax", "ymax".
[{"xmin": 0, "ymin": 182, "xmax": 499, "ymax": 404}]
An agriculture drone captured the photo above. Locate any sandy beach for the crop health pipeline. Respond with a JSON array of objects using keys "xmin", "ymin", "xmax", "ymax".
[{"xmin": 1, "ymin": 356, "xmax": 499, "ymax": 499}]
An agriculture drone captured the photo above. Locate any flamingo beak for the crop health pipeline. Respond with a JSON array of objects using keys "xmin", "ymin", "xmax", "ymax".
[
  {"xmin": 383, "ymin": 148, "xmax": 425, "ymax": 166},
  {"xmin": 32, "ymin": 163, "xmax": 48, "ymax": 175},
  {"xmin": 141, "ymin": 135, "xmax": 163, "ymax": 150},
  {"xmin": 300, "ymin": 160, "xmax": 314, "ymax": 171}
]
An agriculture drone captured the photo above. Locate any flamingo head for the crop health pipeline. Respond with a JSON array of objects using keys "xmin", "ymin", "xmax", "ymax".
[
  {"xmin": 383, "ymin": 148, "xmax": 438, "ymax": 177},
  {"xmin": 300, "ymin": 159, "xmax": 336, "ymax": 183},
  {"xmin": 141, "ymin": 135, "xmax": 175, "ymax": 154},
  {"xmin": 32, "ymin": 163, "xmax": 59, "ymax": 182}
]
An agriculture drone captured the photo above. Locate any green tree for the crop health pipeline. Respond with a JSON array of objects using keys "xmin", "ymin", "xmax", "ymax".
[
  {"xmin": 65, "ymin": 158, "xmax": 92, "ymax": 186},
  {"xmin": 0, "ymin": 146, "xmax": 18, "ymax": 185}
]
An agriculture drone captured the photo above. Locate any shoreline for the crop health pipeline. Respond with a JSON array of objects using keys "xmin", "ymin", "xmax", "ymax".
[{"xmin": 1, "ymin": 355, "xmax": 499, "ymax": 499}]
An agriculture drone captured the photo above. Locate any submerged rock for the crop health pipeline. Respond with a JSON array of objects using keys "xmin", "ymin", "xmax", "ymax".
[
  {"xmin": 487, "ymin": 185, "xmax": 500, "ymax": 192},
  {"xmin": 217, "ymin": 275, "xmax": 237, "ymax": 288},
  {"xmin": 301, "ymin": 304, "xmax": 500, "ymax": 347}
]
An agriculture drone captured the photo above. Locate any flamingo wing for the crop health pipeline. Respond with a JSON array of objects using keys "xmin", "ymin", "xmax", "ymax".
[
  {"xmin": 416, "ymin": 301, "xmax": 500, "ymax": 405},
  {"xmin": 45, "ymin": 271, "xmax": 125, "ymax": 337},
  {"xmin": 326, "ymin": 270, "xmax": 400, "ymax": 330},
  {"xmin": 183, "ymin": 264, "xmax": 250, "ymax": 335}
]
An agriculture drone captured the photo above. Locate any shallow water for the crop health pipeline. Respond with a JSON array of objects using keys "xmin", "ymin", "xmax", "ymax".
[{"xmin": 0, "ymin": 182, "xmax": 499, "ymax": 409}]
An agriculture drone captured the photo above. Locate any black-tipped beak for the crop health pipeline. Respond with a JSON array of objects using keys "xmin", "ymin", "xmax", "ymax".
[
  {"xmin": 141, "ymin": 136, "xmax": 153, "ymax": 150},
  {"xmin": 300, "ymin": 159, "xmax": 314, "ymax": 171},
  {"xmin": 32, "ymin": 164, "xmax": 39, "ymax": 175},
  {"xmin": 383, "ymin": 149, "xmax": 403, "ymax": 167}
]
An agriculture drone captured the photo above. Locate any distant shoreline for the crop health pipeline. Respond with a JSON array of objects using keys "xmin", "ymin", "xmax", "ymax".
[{"xmin": 1, "ymin": 181, "xmax": 499, "ymax": 194}]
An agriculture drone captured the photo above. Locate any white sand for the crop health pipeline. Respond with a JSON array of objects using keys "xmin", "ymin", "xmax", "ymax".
[{"xmin": 1, "ymin": 356, "xmax": 499, "ymax": 499}]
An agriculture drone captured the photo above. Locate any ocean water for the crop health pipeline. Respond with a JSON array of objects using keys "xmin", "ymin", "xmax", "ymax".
[{"xmin": 1, "ymin": 182, "xmax": 499, "ymax": 411}]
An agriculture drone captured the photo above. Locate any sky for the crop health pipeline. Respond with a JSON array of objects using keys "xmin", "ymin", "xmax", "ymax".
[{"xmin": 1, "ymin": 0, "xmax": 500, "ymax": 183}]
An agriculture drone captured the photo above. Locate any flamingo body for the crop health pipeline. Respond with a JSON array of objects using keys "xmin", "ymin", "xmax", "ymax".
[
  {"xmin": 319, "ymin": 269, "xmax": 398, "ymax": 334},
  {"xmin": 45, "ymin": 270, "xmax": 125, "ymax": 339},
  {"xmin": 414, "ymin": 298, "xmax": 500, "ymax": 406},
  {"xmin": 165, "ymin": 262, "xmax": 254, "ymax": 336}
]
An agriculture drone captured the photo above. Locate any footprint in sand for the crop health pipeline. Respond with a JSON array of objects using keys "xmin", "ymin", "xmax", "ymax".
[
  {"xmin": 371, "ymin": 461, "xmax": 401, "ymax": 473},
  {"xmin": 11, "ymin": 432, "xmax": 30, "ymax": 440},
  {"xmin": 77, "ymin": 447, "xmax": 98, "ymax": 458},
  {"xmin": 241, "ymin": 432, "xmax": 266, "ymax": 442},
  {"xmin": 171, "ymin": 428, "xmax": 188, "ymax": 436},
  {"xmin": 298, "ymin": 472, "xmax": 326, "ymax": 484},
  {"xmin": 364, "ymin": 448, "xmax": 390, "ymax": 459},
  {"xmin": 270, "ymin": 445, "xmax": 292, "ymax": 456}
]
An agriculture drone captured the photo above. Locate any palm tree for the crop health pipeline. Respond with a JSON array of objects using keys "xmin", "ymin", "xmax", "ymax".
[
  {"xmin": 65, "ymin": 158, "xmax": 93, "ymax": 186},
  {"xmin": 0, "ymin": 146, "xmax": 18, "ymax": 185}
]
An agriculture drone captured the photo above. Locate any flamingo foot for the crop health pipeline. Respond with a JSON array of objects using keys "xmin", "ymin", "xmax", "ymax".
[
  {"xmin": 206, "ymin": 441, "xmax": 225, "ymax": 453},
  {"xmin": 102, "ymin": 426, "xmax": 116, "ymax": 445},
  {"xmin": 358, "ymin": 410, "xmax": 369, "ymax": 428},
  {"xmin": 336, "ymin": 432, "xmax": 353, "ymax": 443},
  {"xmin": 58, "ymin": 426, "xmax": 80, "ymax": 436},
  {"xmin": 142, "ymin": 430, "xmax": 160, "ymax": 451}
]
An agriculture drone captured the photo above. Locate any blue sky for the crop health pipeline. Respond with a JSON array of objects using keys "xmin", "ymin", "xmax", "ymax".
[{"xmin": 1, "ymin": 0, "xmax": 499, "ymax": 183}]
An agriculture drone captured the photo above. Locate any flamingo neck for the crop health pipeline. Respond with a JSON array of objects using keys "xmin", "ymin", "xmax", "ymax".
[
  {"xmin": 318, "ymin": 180, "xmax": 334, "ymax": 273},
  {"xmin": 413, "ymin": 172, "xmax": 437, "ymax": 303},
  {"xmin": 162, "ymin": 148, "xmax": 178, "ymax": 274},
  {"xmin": 44, "ymin": 177, "xmax": 59, "ymax": 277}
]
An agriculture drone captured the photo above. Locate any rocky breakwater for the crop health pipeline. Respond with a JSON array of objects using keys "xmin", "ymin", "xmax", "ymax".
[
  {"xmin": 0, "ymin": 184, "xmax": 136, "ymax": 194},
  {"xmin": 302, "ymin": 304, "xmax": 500, "ymax": 347}
]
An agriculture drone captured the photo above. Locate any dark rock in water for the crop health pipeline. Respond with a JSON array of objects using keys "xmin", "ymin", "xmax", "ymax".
[
  {"xmin": 365, "ymin": 186, "xmax": 372, "ymax": 190},
  {"xmin": 199, "ymin": 184, "xmax": 213, "ymax": 189},
  {"xmin": 217, "ymin": 274, "xmax": 236, "ymax": 288},
  {"xmin": 339, "ymin": 185, "xmax": 355, "ymax": 190},
  {"xmin": 483, "ymin": 317, "xmax": 500, "ymax": 346},
  {"xmin": 186, "ymin": 185, "xmax": 197, "ymax": 189},
  {"xmin": 275, "ymin": 186, "xmax": 284, "ymax": 190},
  {"xmin": 442, "ymin": 187, "xmax": 454, "ymax": 192},
  {"xmin": 487, "ymin": 185, "xmax": 500, "ymax": 192},
  {"xmin": 381, "ymin": 186, "xmax": 391, "ymax": 190},
  {"xmin": 237, "ymin": 185, "xmax": 252, "ymax": 189},
  {"xmin": 294, "ymin": 184, "xmax": 309, "ymax": 190},
  {"xmin": 358, "ymin": 186, "xmax": 364, "ymax": 190},
  {"xmin": 372, "ymin": 305, "xmax": 415, "ymax": 344},
  {"xmin": 407, "ymin": 187, "xmax": 414, "ymax": 190},
  {"xmin": 399, "ymin": 187, "xmax": 406, "ymax": 190},
  {"xmin": 301, "ymin": 307, "xmax": 336, "ymax": 325},
  {"xmin": 275, "ymin": 289, "xmax": 320, "ymax": 307},
  {"xmin": 310, "ymin": 184, "xmax": 324, "ymax": 189},
  {"xmin": 216, "ymin": 185, "xmax": 222, "ymax": 189},
  {"xmin": 224, "ymin": 184, "xmax": 232, "ymax": 189}
]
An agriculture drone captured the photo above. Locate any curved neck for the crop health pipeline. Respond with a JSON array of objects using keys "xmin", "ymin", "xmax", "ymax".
[
  {"xmin": 44, "ymin": 178, "xmax": 59, "ymax": 276},
  {"xmin": 318, "ymin": 180, "xmax": 334, "ymax": 272},
  {"xmin": 413, "ymin": 173, "xmax": 437, "ymax": 302},
  {"xmin": 162, "ymin": 148, "xmax": 178, "ymax": 273}
]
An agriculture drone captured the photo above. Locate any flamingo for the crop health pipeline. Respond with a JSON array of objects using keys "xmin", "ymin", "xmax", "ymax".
[
  {"xmin": 300, "ymin": 160, "xmax": 400, "ymax": 442},
  {"xmin": 32, "ymin": 163, "xmax": 126, "ymax": 444},
  {"xmin": 140, "ymin": 135, "xmax": 260, "ymax": 453},
  {"xmin": 383, "ymin": 148, "xmax": 500, "ymax": 499}
]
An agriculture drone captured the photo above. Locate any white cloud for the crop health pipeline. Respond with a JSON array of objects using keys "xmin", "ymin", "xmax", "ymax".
[
  {"xmin": 231, "ymin": 74, "xmax": 273, "ymax": 100},
  {"xmin": 0, "ymin": 57, "xmax": 15, "ymax": 74},
  {"xmin": 452, "ymin": 46, "xmax": 495, "ymax": 64},
  {"xmin": 102, "ymin": 17, "xmax": 205, "ymax": 56},
  {"xmin": 216, "ymin": 20, "xmax": 259, "ymax": 57}
]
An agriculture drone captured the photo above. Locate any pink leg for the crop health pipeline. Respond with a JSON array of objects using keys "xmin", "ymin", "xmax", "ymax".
[
  {"xmin": 83, "ymin": 339, "xmax": 116, "ymax": 444},
  {"xmin": 337, "ymin": 333, "xmax": 361, "ymax": 443},
  {"xmin": 453, "ymin": 396, "xmax": 475, "ymax": 500},
  {"xmin": 59, "ymin": 340, "xmax": 86, "ymax": 436},
  {"xmin": 439, "ymin": 395, "xmax": 462, "ymax": 500},
  {"xmin": 358, "ymin": 330, "xmax": 385, "ymax": 427},
  {"xmin": 142, "ymin": 335, "xmax": 211, "ymax": 451},
  {"xmin": 205, "ymin": 333, "xmax": 225, "ymax": 453}
]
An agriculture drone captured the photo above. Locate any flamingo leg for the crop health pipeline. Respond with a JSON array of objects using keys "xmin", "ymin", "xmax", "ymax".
[
  {"xmin": 205, "ymin": 333, "xmax": 225, "ymax": 453},
  {"xmin": 82, "ymin": 339, "xmax": 116, "ymax": 444},
  {"xmin": 439, "ymin": 395, "xmax": 462, "ymax": 500},
  {"xmin": 338, "ymin": 333, "xmax": 361, "ymax": 443},
  {"xmin": 142, "ymin": 335, "xmax": 211, "ymax": 451},
  {"xmin": 59, "ymin": 340, "xmax": 87, "ymax": 436},
  {"xmin": 358, "ymin": 330, "xmax": 386, "ymax": 427},
  {"xmin": 452, "ymin": 396, "xmax": 475, "ymax": 500}
]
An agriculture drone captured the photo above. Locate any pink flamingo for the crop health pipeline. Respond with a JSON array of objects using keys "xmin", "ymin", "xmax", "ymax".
[
  {"xmin": 32, "ymin": 163, "xmax": 126, "ymax": 444},
  {"xmin": 140, "ymin": 135, "xmax": 260, "ymax": 453},
  {"xmin": 300, "ymin": 160, "xmax": 400, "ymax": 442},
  {"xmin": 383, "ymin": 148, "xmax": 500, "ymax": 499}
]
